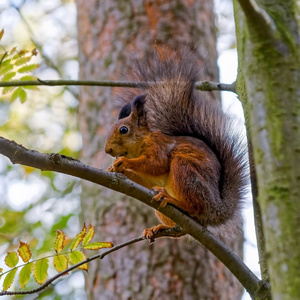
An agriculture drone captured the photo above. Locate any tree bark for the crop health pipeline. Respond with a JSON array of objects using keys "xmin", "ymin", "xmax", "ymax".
[
  {"xmin": 234, "ymin": 0, "xmax": 300, "ymax": 298},
  {"xmin": 76, "ymin": 1, "xmax": 243, "ymax": 299}
]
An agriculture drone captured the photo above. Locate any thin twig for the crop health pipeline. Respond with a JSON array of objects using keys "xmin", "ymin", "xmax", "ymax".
[{"xmin": 0, "ymin": 79, "xmax": 236, "ymax": 93}]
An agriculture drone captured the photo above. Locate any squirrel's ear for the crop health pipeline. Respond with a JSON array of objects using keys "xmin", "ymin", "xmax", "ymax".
[
  {"xmin": 131, "ymin": 94, "xmax": 147, "ymax": 126},
  {"xmin": 118, "ymin": 103, "xmax": 132, "ymax": 120}
]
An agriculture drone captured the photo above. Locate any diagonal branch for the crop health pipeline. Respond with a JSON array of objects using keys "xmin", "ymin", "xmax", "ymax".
[
  {"xmin": 0, "ymin": 79, "xmax": 236, "ymax": 93},
  {"xmin": 0, "ymin": 136, "xmax": 270, "ymax": 298},
  {"xmin": 236, "ymin": 0, "xmax": 276, "ymax": 41}
]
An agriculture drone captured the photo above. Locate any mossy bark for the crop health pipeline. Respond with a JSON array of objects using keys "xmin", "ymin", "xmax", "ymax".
[{"xmin": 234, "ymin": 0, "xmax": 300, "ymax": 298}]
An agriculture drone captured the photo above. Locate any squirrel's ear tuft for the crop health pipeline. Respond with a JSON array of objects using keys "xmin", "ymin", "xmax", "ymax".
[{"xmin": 132, "ymin": 95, "xmax": 147, "ymax": 125}]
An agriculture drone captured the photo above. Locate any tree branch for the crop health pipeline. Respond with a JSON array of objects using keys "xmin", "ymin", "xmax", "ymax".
[
  {"xmin": 235, "ymin": 0, "xmax": 276, "ymax": 40},
  {"xmin": 0, "ymin": 79, "xmax": 236, "ymax": 93},
  {"xmin": 0, "ymin": 136, "xmax": 270, "ymax": 298}
]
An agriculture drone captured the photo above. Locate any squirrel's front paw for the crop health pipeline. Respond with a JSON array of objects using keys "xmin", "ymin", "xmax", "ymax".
[
  {"xmin": 108, "ymin": 156, "xmax": 128, "ymax": 173},
  {"xmin": 107, "ymin": 165, "xmax": 115, "ymax": 172}
]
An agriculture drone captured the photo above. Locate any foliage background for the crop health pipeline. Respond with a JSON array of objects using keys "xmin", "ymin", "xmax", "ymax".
[{"xmin": 0, "ymin": 0, "xmax": 258, "ymax": 298}]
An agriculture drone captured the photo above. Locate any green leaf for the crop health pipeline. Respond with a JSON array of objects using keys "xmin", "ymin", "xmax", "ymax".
[
  {"xmin": 23, "ymin": 85, "xmax": 39, "ymax": 91},
  {"xmin": 54, "ymin": 230, "xmax": 66, "ymax": 253},
  {"xmin": 10, "ymin": 87, "xmax": 27, "ymax": 103},
  {"xmin": 3, "ymin": 268, "xmax": 17, "ymax": 291},
  {"xmin": 15, "ymin": 57, "xmax": 30, "ymax": 66},
  {"xmin": 1, "ymin": 58, "xmax": 11, "ymax": 67},
  {"xmin": 19, "ymin": 262, "xmax": 33, "ymax": 289},
  {"xmin": 68, "ymin": 250, "xmax": 87, "ymax": 271},
  {"xmin": 70, "ymin": 224, "xmax": 86, "ymax": 251},
  {"xmin": 19, "ymin": 89, "xmax": 27, "ymax": 103},
  {"xmin": 5, "ymin": 252, "xmax": 19, "ymax": 268},
  {"xmin": 2, "ymin": 71, "xmax": 16, "ymax": 81},
  {"xmin": 18, "ymin": 241, "xmax": 32, "ymax": 263},
  {"xmin": 20, "ymin": 75, "xmax": 37, "ymax": 81},
  {"xmin": 83, "ymin": 241, "xmax": 114, "ymax": 250},
  {"xmin": 82, "ymin": 224, "xmax": 95, "ymax": 246},
  {"xmin": 33, "ymin": 258, "xmax": 49, "ymax": 285},
  {"xmin": 18, "ymin": 64, "xmax": 39, "ymax": 73},
  {"xmin": 53, "ymin": 255, "xmax": 68, "ymax": 273},
  {"xmin": 0, "ymin": 63, "xmax": 13, "ymax": 76},
  {"xmin": 2, "ymin": 86, "xmax": 15, "ymax": 95}
]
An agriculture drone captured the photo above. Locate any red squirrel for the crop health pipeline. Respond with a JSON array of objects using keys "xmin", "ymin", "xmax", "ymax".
[{"xmin": 105, "ymin": 49, "xmax": 248, "ymax": 242}]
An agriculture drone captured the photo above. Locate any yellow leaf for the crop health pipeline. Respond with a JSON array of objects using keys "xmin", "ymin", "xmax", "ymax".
[
  {"xmin": 54, "ymin": 230, "xmax": 66, "ymax": 254},
  {"xmin": 5, "ymin": 251, "xmax": 19, "ymax": 268},
  {"xmin": 83, "ymin": 242, "xmax": 114, "ymax": 251},
  {"xmin": 10, "ymin": 47, "xmax": 17, "ymax": 55},
  {"xmin": 19, "ymin": 262, "xmax": 33, "ymax": 289},
  {"xmin": 53, "ymin": 255, "xmax": 68, "ymax": 273},
  {"xmin": 13, "ymin": 50, "xmax": 28, "ymax": 60},
  {"xmin": 82, "ymin": 224, "xmax": 95, "ymax": 246},
  {"xmin": 18, "ymin": 241, "xmax": 32, "ymax": 263},
  {"xmin": 70, "ymin": 224, "xmax": 87, "ymax": 250},
  {"xmin": 0, "ymin": 29, "xmax": 4, "ymax": 41},
  {"xmin": 3, "ymin": 268, "xmax": 17, "ymax": 291},
  {"xmin": 0, "ymin": 268, "xmax": 3, "ymax": 274},
  {"xmin": 68, "ymin": 250, "xmax": 87, "ymax": 271},
  {"xmin": 33, "ymin": 258, "xmax": 48, "ymax": 285}
]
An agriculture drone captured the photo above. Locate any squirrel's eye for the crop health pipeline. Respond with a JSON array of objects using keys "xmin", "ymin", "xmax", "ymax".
[{"xmin": 119, "ymin": 126, "xmax": 129, "ymax": 134}]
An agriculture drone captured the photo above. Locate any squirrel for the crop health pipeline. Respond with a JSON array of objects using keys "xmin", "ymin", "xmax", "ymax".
[{"xmin": 105, "ymin": 48, "xmax": 249, "ymax": 242}]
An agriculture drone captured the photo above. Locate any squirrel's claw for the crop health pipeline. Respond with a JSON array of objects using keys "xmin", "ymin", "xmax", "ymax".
[
  {"xmin": 109, "ymin": 156, "xmax": 127, "ymax": 173},
  {"xmin": 142, "ymin": 228, "xmax": 157, "ymax": 243}
]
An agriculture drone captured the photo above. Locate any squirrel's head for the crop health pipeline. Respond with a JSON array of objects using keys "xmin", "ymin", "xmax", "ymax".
[{"xmin": 105, "ymin": 95, "xmax": 151, "ymax": 158}]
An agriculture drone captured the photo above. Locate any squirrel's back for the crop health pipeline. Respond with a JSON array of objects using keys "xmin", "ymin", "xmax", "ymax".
[{"xmin": 117, "ymin": 47, "xmax": 249, "ymax": 234}]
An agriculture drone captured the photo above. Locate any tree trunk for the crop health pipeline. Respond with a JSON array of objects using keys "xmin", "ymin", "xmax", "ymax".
[
  {"xmin": 76, "ymin": 1, "xmax": 243, "ymax": 299},
  {"xmin": 234, "ymin": 0, "xmax": 300, "ymax": 298}
]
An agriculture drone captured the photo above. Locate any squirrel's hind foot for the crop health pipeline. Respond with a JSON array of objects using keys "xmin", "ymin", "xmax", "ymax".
[
  {"xmin": 142, "ymin": 224, "xmax": 186, "ymax": 243},
  {"xmin": 142, "ymin": 224, "xmax": 173, "ymax": 243},
  {"xmin": 152, "ymin": 186, "xmax": 177, "ymax": 208}
]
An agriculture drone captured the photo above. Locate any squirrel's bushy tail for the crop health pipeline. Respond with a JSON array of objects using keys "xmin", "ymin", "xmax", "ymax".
[{"xmin": 118, "ymin": 47, "xmax": 249, "ymax": 231}]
